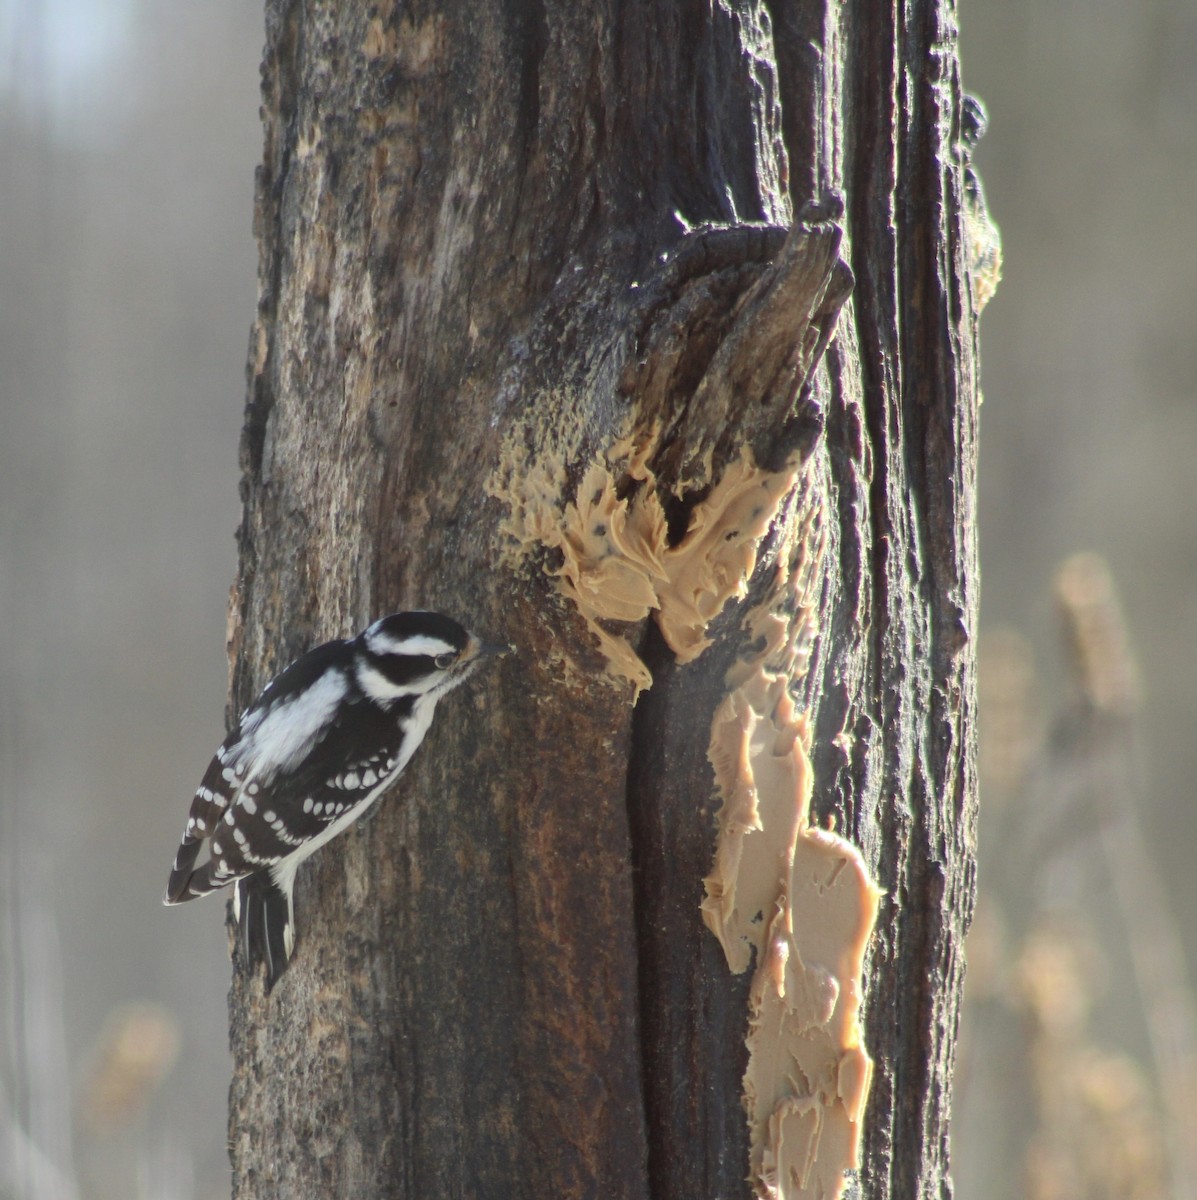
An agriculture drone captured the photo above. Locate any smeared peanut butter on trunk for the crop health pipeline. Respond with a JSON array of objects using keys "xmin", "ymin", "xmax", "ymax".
[
  {"xmin": 491, "ymin": 431, "xmax": 879, "ymax": 1198},
  {"xmin": 704, "ymin": 506, "xmax": 880, "ymax": 1200},
  {"xmin": 491, "ymin": 427, "xmax": 799, "ymax": 694}
]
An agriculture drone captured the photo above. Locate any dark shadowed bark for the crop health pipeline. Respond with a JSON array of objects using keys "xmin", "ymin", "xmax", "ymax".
[{"xmin": 226, "ymin": 2, "xmax": 985, "ymax": 1197}]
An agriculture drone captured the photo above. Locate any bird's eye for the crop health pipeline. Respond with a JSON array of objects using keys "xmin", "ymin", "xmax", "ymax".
[{"xmin": 434, "ymin": 652, "xmax": 456, "ymax": 670}]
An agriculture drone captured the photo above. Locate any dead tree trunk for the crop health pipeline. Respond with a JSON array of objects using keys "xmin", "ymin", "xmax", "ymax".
[{"xmin": 227, "ymin": 2, "xmax": 986, "ymax": 1198}]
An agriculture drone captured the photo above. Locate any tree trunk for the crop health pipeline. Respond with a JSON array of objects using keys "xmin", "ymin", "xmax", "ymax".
[{"xmin": 227, "ymin": 2, "xmax": 983, "ymax": 1198}]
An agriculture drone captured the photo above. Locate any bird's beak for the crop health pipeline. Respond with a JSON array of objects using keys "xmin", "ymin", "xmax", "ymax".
[
  {"xmin": 476, "ymin": 640, "xmax": 514, "ymax": 659},
  {"xmin": 465, "ymin": 636, "xmax": 513, "ymax": 663}
]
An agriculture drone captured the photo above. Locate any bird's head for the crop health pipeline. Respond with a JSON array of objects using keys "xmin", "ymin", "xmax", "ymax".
[{"xmin": 356, "ymin": 611, "xmax": 511, "ymax": 704}]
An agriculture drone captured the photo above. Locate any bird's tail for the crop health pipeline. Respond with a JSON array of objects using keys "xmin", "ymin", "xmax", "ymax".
[{"xmin": 234, "ymin": 873, "xmax": 294, "ymax": 991}]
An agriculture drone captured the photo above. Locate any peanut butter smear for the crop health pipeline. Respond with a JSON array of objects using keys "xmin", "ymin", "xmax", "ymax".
[
  {"xmin": 705, "ymin": 510, "xmax": 881, "ymax": 1200},
  {"xmin": 490, "ymin": 426, "xmax": 800, "ymax": 695},
  {"xmin": 490, "ymin": 430, "xmax": 880, "ymax": 1199}
]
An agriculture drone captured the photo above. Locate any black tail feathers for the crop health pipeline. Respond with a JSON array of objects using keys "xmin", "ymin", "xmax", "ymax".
[{"xmin": 235, "ymin": 873, "xmax": 294, "ymax": 991}]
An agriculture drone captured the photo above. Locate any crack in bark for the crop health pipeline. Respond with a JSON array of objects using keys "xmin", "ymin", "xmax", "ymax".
[{"xmin": 625, "ymin": 620, "xmax": 677, "ymax": 1200}]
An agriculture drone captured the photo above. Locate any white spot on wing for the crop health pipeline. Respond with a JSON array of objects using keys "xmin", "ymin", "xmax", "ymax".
[{"xmin": 273, "ymin": 823, "xmax": 304, "ymax": 846}]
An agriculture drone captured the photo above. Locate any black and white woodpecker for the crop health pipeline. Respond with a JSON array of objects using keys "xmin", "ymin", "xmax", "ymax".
[{"xmin": 164, "ymin": 611, "xmax": 510, "ymax": 988}]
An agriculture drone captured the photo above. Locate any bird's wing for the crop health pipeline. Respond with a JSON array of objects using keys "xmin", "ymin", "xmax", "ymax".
[{"xmin": 163, "ymin": 695, "xmax": 411, "ymax": 903}]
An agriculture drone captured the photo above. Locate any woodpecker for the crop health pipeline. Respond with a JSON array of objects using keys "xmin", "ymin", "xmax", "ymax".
[{"xmin": 164, "ymin": 611, "xmax": 509, "ymax": 988}]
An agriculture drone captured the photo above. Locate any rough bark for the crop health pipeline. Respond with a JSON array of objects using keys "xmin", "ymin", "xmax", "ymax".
[{"xmin": 227, "ymin": 2, "xmax": 981, "ymax": 1198}]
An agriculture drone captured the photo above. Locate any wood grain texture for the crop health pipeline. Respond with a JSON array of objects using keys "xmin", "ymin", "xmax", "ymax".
[{"xmin": 226, "ymin": 1, "xmax": 982, "ymax": 1197}]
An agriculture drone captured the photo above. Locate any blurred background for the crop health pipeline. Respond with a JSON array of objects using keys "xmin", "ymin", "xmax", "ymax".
[
  {"xmin": 0, "ymin": 2, "xmax": 1194, "ymax": 1198},
  {"xmin": 1, "ymin": 4, "xmax": 258, "ymax": 1197}
]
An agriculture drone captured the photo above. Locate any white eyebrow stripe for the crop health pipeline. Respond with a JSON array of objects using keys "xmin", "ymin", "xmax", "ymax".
[{"xmin": 366, "ymin": 632, "xmax": 456, "ymax": 657}]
